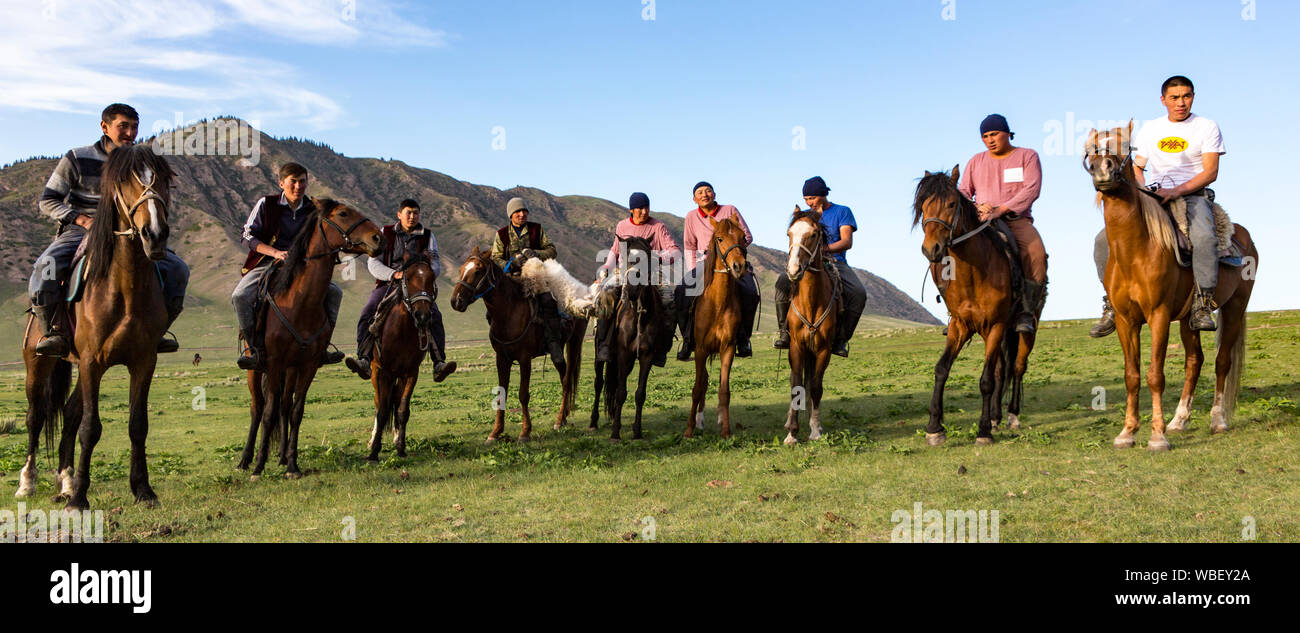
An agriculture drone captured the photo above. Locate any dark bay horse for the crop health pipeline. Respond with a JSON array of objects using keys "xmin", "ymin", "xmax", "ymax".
[
  {"xmin": 591, "ymin": 236, "xmax": 666, "ymax": 441},
  {"xmin": 18, "ymin": 144, "xmax": 174, "ymax": 509},
  {"xmin": 237, "ymin": 200, "xmax": 383, "ymax": 477},
  {"xmin": 365, "ymin": 255, "xmax": 450, "ymax": 460},
  {"xmin": 449, "ymin": 247, "xmax": 586, "ymax": 443},
  {"xmin": 685, "ymin": 216, "xmax": 749, "ymax": 439},
  {"xmin": 783, "ymin": 208, "xmax": 836, "ymax": 444},
  {"xmin": 913, "ymin": 167, "xmax": 1035, "ymax": 446},
  {"xmin": 1085, "ymin": 125, "xmax": 1257, "ymax": 450}
]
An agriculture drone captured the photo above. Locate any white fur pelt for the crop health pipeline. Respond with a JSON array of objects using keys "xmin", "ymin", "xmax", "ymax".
[
  {"xmin": 1169, "ymin": 197, "xmax": 1233, "ymax": 253},
  {"xmin": 519, "ymin": 258, "xmax": 614, "ymax": 319}
]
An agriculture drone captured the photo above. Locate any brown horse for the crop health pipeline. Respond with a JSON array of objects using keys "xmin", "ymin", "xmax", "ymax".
[
  {"xmin": 685, "ymin": 216, "xmax": 749, "ymax": 439},
  {"xmin": 913, "ymin": 167, "xmax": 1035, "ymax": 446},
  {"xmin": 591, "ymin": 236, "xmax": 666, "ymax": 441},
  {"xmin": 236, "ymin": 200, "xmax": 383, "ymax": 477},
  {"xmin": 783, "ymin": 208, "xmax": 836, "ymax": 445},
  {"xmin": 449, "ymin": 247, "xmax": 586, "ymax": 443},
  {"xmin": 18, "ymin": 144, "xmax": 174, "ymax": 509},
  {"xmin": 365, "ymin": 255, "xmax": 449, "ymax": 460},
  {"xmin": 1084, "ymin": 125, "xmax": 1257, "ymax": 450}
]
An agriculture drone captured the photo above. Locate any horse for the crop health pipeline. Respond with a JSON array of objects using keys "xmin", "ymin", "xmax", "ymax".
[
  {"xmin": 1084, "ymin": 124, "xmax": 1257, "ymax": 450},
  {"xmin": 193, "ymin": 353, "xmax": 202, "ymax": 366},
  {"xmin": 782, "ymin": 208, "xmax": 837, "ymax": 445},
  {"xmin": 17, "ymin": 144, "xmax": 174, "ymax": 509},
  {"xmin": 591, "ymin": 236, "xmax": 666, "ymax": 441},
  {"xmin": 685, "ymin": 216, "xmax": 749, "ymax": 439},
  {"xmin": 235, "ymin": 199, "xmax": 384, "ymax": 478},
  {"xmin": 365, "ymin": 254, "xmax": 448, "ymax": 460},
  {"xmin": 449, "ymin": 247, "xmax": 587, "ymax": 443},
  {"xmin": 913, "ymin": 166, "xmax": 1035, "ymax": 446}
]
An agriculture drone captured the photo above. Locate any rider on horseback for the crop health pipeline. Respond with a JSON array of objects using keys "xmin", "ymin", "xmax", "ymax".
[
  {"xmin": 30, "ymin": 103, "xmax": 189, "ymax": 357},
  {"xmin": 1091, "ymin": 75, "xmax": 1225, "ymax": 336},
  {"xmin": 674, "ymin": 182, "xmax": 760, "ymax": 360},
  {"xmin": 232, "ymin": 163, "xmax": 344, "ymax": 370},
  {"xmin": 957, "ymin": 114, "xmax": 1049, "ymax": 334},
  {"xmin": 490, "ymin": 197, "xmax": 567, "ymax": 367},
  {"xmin": 773, "ymin": 177, "xmax": 867, "ymax": 357},
  {"xmin": 594, "ymin": 192, "xmax": 682, "ymax": 367},
  {"xmin": 345, "ymin": 198, "xmax": 457, "ymax": 382}
]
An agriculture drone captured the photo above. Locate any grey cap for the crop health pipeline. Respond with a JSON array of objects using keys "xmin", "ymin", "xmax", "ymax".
[{"xmin": 506, "ymin": 197, "xmax": 529, "ymax": 217}]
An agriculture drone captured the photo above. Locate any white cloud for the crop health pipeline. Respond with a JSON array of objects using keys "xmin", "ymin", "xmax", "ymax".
[{"xmin": 0, "ymin": 0, "xmax": 447, "ymax": 129}]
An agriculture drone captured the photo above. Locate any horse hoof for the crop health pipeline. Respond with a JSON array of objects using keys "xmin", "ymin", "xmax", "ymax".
[
  {"xmin": 518, "ymin": 436, "xmax": 531, "ymax": 444},
  {"xmin": 1113, "ymin": 436, "xmax": 1135, "ymax": 449},
  {"xmin": 1147, "ymin": 438, "xmax": 1171, "ymax": 452},
  {"xmin": 990, "ymin": 423, "xmax": 1000, "ymax": 432},
  {"xmin": 925, "ymin": 432, "xmax": 946, "ymax": 447},
  {"xmin": 1008, "ymin": 414, "xmax": 1021, "ymax": 432},
  {"xmin": 584, "ymin": 426, "xmax": 597, "ymax": 433},
  {"xmin": 1166, "ymin": 420, "xmax": 1187, "ymax": 433},
  {"xmin": 974, "ymin": 437, "xmax": 994, "ymax": 446},
  {"xmin": 135, "ymin": 495, "xmax": 159, "ymax": 508},
  {"xmin": 1210, "ymin": 423, "xmax": 1228, "ymax": 435},
  {"xmin": 249, "ymin": 474, "xmax": 261, "ymax": 482},
  {"xmin": 484, "ymin": 437, "xmax": 497, "ymax": 446},
  {"xmin": 285, "ymin": 471, "xmax": 302, "ymax": 480},
  {"xmin": 64, "ymin": 499, "xmax": 90, "ymax": 512},
  {"xmin": 609, "ymin": 438, "xmax": 621, "ymax": 444},
  {"xmin": 14, "ymin": 485, "xmax": 35, "ymax": 499},
  {"xmin": 783, "ymin": 433, "xmax": 798, "ymax": 446}
]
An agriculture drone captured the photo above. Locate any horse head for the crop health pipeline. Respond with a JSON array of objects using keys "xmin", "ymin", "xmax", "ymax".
[
  {"xmin": 912, "ymin": 165, "xmax": 973, "ymax": 263},
  {"xmin": 450, "ymin": 247, "xmax": 497, "ymax": 312},
  {"xmin": 316, "ymin": 199, "xmax": 384, "ymax": 257},
  {"xmin": 786, "ymin": 206, "xmax": 824, "ymax": 282},
  {"xmin": 398, "ymin": 255, "xmax": 437, "ymax": 330},
  {"xmin": 104, "ymin": 144, "xmax": 174, "ymax": 261},
  {"xmin": 709, "ymin": 216, "xmax": 748, "ymax": 279},
  {"xmin": 1083, "ymin": 121, "xmax": 1134, "ymax": 193}
]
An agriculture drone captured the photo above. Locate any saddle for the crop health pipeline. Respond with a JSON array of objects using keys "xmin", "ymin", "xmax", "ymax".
[
  {"xmin": 367, "ymin": 284, "xmax": 404, "ymax": 338},
  {"xmin": 934, "ymin": 220, "xmax": 1025, "ymax": 307},
  {"xmin": 63, "ymin": 254, "xmax": 167, "ymax": 305},
  {"xmin": 1160, "ymin": 191, "xmax": 1245, "ymax": 268}
]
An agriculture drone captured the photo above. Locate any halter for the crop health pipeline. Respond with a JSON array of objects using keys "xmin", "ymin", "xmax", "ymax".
[
  {"xmin": 111, "ymin": 169, "xmax": 168, "ymax": 241},
  {"xmin": 922, "ymin": 195, "xmax": 990, "ymax": 251},
  {"xmin": 1082, "ymin": 133, "xmax": 1134, "ymax": 191},
  {"xmin": 713, "ymin": 235, "xmax": 747, "ymax": 276},
  {"xmin": 788, "ymin": 233, "xmax": 824, "ymax": 282},
  {"xmin": 787, "ymin": 221, "xmax": 837, "ymax": 334},
  {"xmin": 306, "ymin": 212, "xmax": 372, "ymax": 263},
  {"xmin": 453, "ymin": 254, "xmax": 500, "ymax": 301},
  {"xmin": 398, "ymin": 259, "xmax": 436, "ymax": 351}
]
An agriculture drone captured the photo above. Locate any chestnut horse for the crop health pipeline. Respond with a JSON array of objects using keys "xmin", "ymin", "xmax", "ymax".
[
  {"xmin": 1084, "ymin": 125, "xmax": 1256, "ymax": 450},
  {"xmin": 17, "ymin": 144, "xmax": 174, "ymax": 509},
  {"xmin": 236, "ymin": 200, "xmax": 383, "ymax": 477},
  {"xmin": 591, "ymin": 236, "xmax": 666, "ymax": 441},
  {"xmin": 685, "ymin": 216, "xmax": 749, "ymax": 439},
  {"xmin": 365, "ymin": 255, "xmax": 448, "ymax": 460},
  {"xmin": 783, "ymin": 208, "xmax": 836, "ymax": 444},
  {"xmin": 913, "ymin": 167, "xmax": 1035, "ymax": 446},
  {"xmin": 449, "ymin": 247, "xmax": 586, "ymax": 443}
]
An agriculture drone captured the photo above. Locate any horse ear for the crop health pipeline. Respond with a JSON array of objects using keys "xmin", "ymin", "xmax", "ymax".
[{"xmin": 950, "ymin": 164, "xmax": 960, "ymax": 183}]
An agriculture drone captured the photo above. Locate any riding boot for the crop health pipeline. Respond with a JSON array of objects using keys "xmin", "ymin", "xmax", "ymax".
[
  {"xmin": 236, "ymin": 329, "xmax": 264, "ymax": 371},
  {"xmin": 33, "ymin": 303, "xmax": 71, "ymax": 357},
  {"xmin": 1015, "ymin": 280, "xmax": 1047, "ymax": 334},
  {"xmin": 320, "ymin": 347, "xmax": 345, "ymax": 366},
  {"xmin": 543, "ymin": 313, "xmax": 567, "ymax": 372},
  {"xmin": 156, "ymin": 296, "xmax": 184, "ymax": 353},
  {"xmin": 773, "ymin": 299, "xmax": 791, "ymax": 349},
  {"xmin": 675, "ymin": 299, "xmax": 694, "ymax": 361},
  {"xmin": 652, "ymin": 311, "xmax": 674, "ymax": 367},
  {"xmin": 594, "ymin": 317, "xmax": 613, "ymax": 363},
  {"xmin": 735, "ymin": 292, "xmax": 757, "ymax": 358},
  {"xmin": 346, "ymin": 334, "xmax": 374, "ymax": 380},
  {"xmin": 831, "ymin": 310, "xmax": 861, "ymax": 358},
  {"xmin": 1189, "ymin": 287, "xmax": 1218, "ymax": 332},
  {"xmin": 1090, "ymin": 295, "xmax": 1116, "ymax": 338}
]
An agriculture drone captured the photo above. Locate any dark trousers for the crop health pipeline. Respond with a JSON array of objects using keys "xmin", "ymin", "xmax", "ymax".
[
  {"xmin": 674, "ymin": 267, "xmax": 759, "ymax": 339},
  {"xmin": 357, "ymin": 284, "xmax": 447, "ymax": 359}
]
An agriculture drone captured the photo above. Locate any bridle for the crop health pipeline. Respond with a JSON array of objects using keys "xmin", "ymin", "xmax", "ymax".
[
  {"xmin": 787, "ymin": 219, "xmax": 824, "ymax": 283},
  {"xmin": 453, "ymin": 254, "xmax": 499, "ymax": 302},
  {"xmin": 398, "ymin": 258, "xmax": 436, "ymax": 351},
  {"xmin": 922, "ymin": 192, "xmax": 990, "ymax": 254},
  {"xmin": 787, "ymin": 218, "xmax": 837, "ymax": 334},
  {"xmin": 111, "ymin": 169, "xmax": 168, "ymax": 242},
  {"xmin": 1083, "ymin": 133, "xmax": 1134, "ymax": 192},
  {"xmin": 713, "ymin": 234, "xmax": 747, "ymax": 277},
  {"xmin": 306, "ymin": 208, "xmax": 373, "ymax": 263}
]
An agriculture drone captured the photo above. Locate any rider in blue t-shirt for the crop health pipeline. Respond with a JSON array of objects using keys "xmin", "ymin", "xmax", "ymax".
[{"xmin": 773, "ymin": 177, "xmax": 868, "ymax": 357}]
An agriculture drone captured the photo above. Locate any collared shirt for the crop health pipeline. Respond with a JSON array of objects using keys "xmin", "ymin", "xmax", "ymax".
[
  {"xmin": 682, "ymin": 204, "xmax": 753, "ymax": 271},
  {"xmin": 241, "ymin": 193, "xmax": 312, "ymax": 251},
  {"xmin": 599, "ymin": 217, "xmax": 681, "ymax": 275},
  {"xmin": 368, "ymin": 223, "xmax": 442, "ymax": 281},
  {"xmin": 39, "ymin": 136, "xmax": 112, "ymax": 224}
]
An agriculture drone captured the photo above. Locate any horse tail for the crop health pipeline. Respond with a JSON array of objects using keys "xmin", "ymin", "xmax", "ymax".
[
  {"xmin": 43, "ymin": 359, "xmax": 73, "ymax": 451},
  {"xmin": 1219, "ymin": 311, "xmax": 1246, "ymax": 424}
]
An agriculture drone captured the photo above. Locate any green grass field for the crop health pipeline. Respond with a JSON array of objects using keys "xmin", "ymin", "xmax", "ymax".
[{"xmin": 1, "ymin": 310, "xmax": 1297, "ymax": 542}]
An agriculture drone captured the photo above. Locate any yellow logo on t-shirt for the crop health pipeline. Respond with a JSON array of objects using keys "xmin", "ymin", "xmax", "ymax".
[{"xmin": 1158, "ymin": 137, "xmax": 1188, "ymax": 153}]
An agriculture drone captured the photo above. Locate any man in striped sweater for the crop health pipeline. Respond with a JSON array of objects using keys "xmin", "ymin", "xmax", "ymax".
[{"xmin": 29, "ymin": 103, "xmax": 190, "ymax": 357}]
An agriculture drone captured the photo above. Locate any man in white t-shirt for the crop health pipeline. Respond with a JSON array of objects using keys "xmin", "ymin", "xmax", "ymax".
[{"xmin": 1090, "ymin": 75, "xmax": 1226, "ymax": 335}]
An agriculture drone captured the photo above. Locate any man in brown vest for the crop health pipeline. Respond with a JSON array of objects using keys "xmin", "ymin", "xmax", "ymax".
[
  {"xmin": 489, "ymin": 197, "xmax": 566, "ymax": 368},
  {"xmin": 231, "ymin": 163, "xmax": 343, "ymax": 370},
  {"xmin": 345, "ymin": 198, "xmax": 456, "ymax": 381}
]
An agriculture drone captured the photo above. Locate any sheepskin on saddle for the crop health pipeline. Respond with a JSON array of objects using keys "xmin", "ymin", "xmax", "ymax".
[{"xmin": 518, "ymin": 258, "xmax": 615, "ymax": 319}]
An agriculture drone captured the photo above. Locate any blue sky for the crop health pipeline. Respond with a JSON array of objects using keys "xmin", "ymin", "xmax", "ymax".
[{"xmin": 2, "ymin": 0, "xmax": 1296, "ymax": 320}]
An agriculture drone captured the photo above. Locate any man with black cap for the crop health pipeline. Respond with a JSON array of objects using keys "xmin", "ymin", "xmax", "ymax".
[
  {"xmin": 774, "ymin": 176, "xmax": 867, "ymax": 357},
  {"xmin": 957, "ymin": 113, "xmax": 1049, "ymax": 333},
  {"xmin": 594, "ymin": 192, "xmax": 682, "ymax": 366},
  {"xmin": 489, "ymin": 196, "xmax": 566, "ymax": 368},
  {"xmin": 675, "ymin": 181, "xmax": 760, "ymax": 360}
]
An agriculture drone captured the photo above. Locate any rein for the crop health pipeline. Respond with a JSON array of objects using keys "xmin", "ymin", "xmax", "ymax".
[
  {"xmin": 788, "ymin": 229, "xmax": 838, "ymax": 335},
  {"xmin": 399, "ymin": 260, "xmax": 436, "ymax": 352},
  {"xmin": 111, "ymin": 170, "xmax": 168, "ymax": 241},
  {"xmin": 306, "ymin": 214, "xmax": 371, "ymax": 264}
]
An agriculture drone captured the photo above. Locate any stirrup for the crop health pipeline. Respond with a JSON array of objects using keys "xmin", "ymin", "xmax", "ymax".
[
  {"xmin": 772, "ymin": 330, "xmax": 789, "ymax": 349},
  {"xmin": 35, "ymin": 334, "xmax": 71, "ymax": 358},
  {"xmin": 156, "ymin": 331, "xmax": 179, "ymax": 353}
]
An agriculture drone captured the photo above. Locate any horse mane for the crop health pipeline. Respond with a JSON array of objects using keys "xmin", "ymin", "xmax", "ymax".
[
  {"xmin": 911, "ymin": 171, "xmax": 977, "ymax": 233},
  {"xmin": 85, "ymin": 144, "xmax": 175, "ymax": 282},
  {"xmin": 268, "ymin": 198, "xmax": 336, "ymax": 297},
  {"xmin": 1095, "ymin": 186, "xmax": 1179, "ymax": 254}
]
